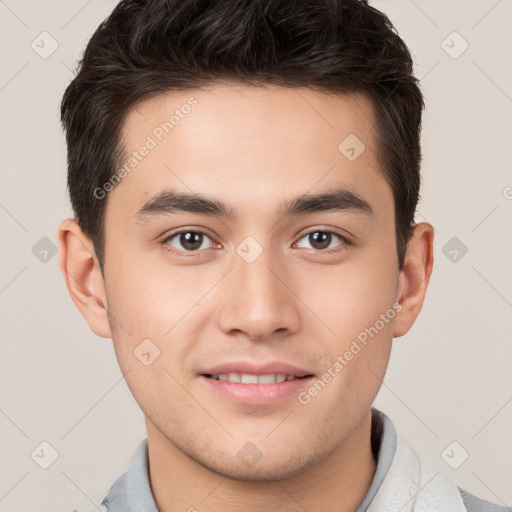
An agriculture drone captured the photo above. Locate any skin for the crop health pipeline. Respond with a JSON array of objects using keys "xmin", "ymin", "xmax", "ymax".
[{"xmin": 58, "ymin": 83, "xmax": 434, "ymax": 512}]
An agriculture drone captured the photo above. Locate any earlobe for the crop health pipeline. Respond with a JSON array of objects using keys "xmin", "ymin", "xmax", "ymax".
[
  {"xmin": 57, "ymin": 219, "xmax": 112, "ymax": 339},
  {"xmin": 393, "ymin": 222, "xmax": 434, "ymax": 338}
]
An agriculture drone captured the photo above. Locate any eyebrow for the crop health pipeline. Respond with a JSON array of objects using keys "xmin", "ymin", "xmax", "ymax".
[{"xmin": 135, "ymin": 186, "xmax": 374, "ymax": 221}]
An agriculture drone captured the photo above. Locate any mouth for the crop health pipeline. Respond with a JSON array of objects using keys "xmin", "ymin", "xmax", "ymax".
[{"xmin": 199, "ymin": 362, "xmax": 315, "ymax": 405}]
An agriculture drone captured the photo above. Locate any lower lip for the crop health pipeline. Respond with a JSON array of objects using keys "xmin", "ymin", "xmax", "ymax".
[{"xmin": 200, "ymin": 375, "xmax": 315, "ymax": 405}]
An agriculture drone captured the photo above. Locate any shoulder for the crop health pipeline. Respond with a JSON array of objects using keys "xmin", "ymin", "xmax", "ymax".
[
  {"xmin": 68, "ymin": 438, "xmax": 153, "ymax": 512},
  {"xmin": 459, "ymin": 487, "xmax": 512, "ymax": 512}
]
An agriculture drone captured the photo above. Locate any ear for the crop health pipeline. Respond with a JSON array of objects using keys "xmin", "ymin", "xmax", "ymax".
[
  {"xmin": 57, "ymin": 219, "xmax": 112, "ymax": 338},
  {"xmin": 393, "ymin": 222, "xmax": 434, "ymax": 338}
]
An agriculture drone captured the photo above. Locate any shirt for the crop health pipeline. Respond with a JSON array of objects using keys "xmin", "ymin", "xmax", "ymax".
[{"xmin": 71, "ymin": 407, "xmax": 510, "ymax": 511}]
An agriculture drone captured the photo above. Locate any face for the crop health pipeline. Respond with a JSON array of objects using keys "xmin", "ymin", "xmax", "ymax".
[{"xmin": 101, "ymin": 84, "xmax": 400, "ymax": 480}]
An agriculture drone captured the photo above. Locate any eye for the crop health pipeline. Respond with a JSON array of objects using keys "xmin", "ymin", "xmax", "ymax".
[
  {"xmin": 164, "ymin": 230, "xmax": 215, "ymax": 252},
  {"xmin": 162, "ymin": 228, "xmax": 348, "ymax": 256},
  {"xmin": 295, "ymin": 230, "xmax": 348, "ymax": 252}
]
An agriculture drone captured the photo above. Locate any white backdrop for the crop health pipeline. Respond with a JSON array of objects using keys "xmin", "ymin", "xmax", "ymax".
[{"xmin": 0, "ymin": 1, "xmax": 511, "ymax": 510}]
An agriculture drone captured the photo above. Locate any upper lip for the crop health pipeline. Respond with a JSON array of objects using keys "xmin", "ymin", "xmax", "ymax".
[{"xmin": 200, "ymin": 361, "xmax": 314, "ymax": 378}]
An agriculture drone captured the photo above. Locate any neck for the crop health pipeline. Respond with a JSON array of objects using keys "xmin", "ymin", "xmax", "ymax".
[{"xmin": 146, "ymin": 410, "xmax": 376, "ymax": 512}]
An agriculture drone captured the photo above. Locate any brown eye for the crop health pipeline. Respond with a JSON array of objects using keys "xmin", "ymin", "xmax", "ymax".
[
  {"xmin": 295, "ymin": 230, "xmax": 346, "ymax": 251},
  {"xmin": 165, "ymin": 231, "xmax": 212, "ymax": 252}
]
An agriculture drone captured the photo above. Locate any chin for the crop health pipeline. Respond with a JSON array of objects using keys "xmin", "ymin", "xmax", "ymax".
[{"xmin": 189, "ymin": 445, "xmax": 324, "ymax": 482}]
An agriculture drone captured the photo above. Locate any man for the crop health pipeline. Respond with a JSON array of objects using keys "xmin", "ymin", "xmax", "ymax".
[{"xmin": 58, "ymin": 0, "xmax": 509, "ymax": 510}]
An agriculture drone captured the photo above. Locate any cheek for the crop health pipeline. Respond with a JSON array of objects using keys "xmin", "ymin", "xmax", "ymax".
[
  {"xmin": 293, "ymin": 243, "xmax": 398, "ymax": 401},
  {"xmin": 296, "ymin": 252, "xmax": 398, "ymax": 340},
  {"xmin": 104, "ymin": 256, "xmax": 218, "ymax": 376},
  {"xmin": 105, "ymin": 252, "xmax": 211, "ymax": 331}
]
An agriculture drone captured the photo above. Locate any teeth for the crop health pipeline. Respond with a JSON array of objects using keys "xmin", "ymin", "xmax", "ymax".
[
  {"xmin": 258, "ymin": 374, "xmax": 277, "ymax": 384},
  {"xmin": 211, "ymin": 373, "xmax": 297, "ymax": 384},
  {"xmin": 241, "ymin": 374, "xmax": 258, "ymax": 384}
]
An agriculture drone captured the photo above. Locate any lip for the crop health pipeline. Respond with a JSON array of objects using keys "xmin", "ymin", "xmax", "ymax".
[{"xmin": 199, "ymin": 361, "xmax": 315, "ymax": 406}]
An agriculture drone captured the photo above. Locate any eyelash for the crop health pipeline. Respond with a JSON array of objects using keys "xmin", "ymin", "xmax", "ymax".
[{"xmin": 162, "ymin": 228, "xmax": 350, "ymax": 257}]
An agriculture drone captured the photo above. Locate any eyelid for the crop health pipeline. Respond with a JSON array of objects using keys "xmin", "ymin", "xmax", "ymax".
[
  {"xmin": 162, "ymin": 228, "xmax": 218, "ymax": 256},
  {"xmin": 293, "ymin": 229, "xmax": 350, "ymax": 252},
  {"xmin": 162, "ymin": 227, "xmax": 351, "ymax": 256}
]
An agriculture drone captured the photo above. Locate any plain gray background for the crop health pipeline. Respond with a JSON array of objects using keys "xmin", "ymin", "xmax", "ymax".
[{"xmin": 1, "ymin": 1, "xmax": 511, "ymax": 511}]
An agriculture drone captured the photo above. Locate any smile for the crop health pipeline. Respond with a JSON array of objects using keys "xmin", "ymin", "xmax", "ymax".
[{"xmin": 206, "ymin": 373, "xmax": 304, "ymax": 384}]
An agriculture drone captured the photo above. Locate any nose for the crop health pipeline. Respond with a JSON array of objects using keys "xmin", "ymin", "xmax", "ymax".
[{"xmin": 216, "ymin": 242, "xmax": 301, "ymax": 342}]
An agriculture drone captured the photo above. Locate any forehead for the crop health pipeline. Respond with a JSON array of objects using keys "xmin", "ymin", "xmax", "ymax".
[
  {"xmin": 122, "ymin": 82, "xmax": 377, "ymax": 158},
  {"xmin": 111, "ymin": 83, "xmax": 391, "ymax": 223}
]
